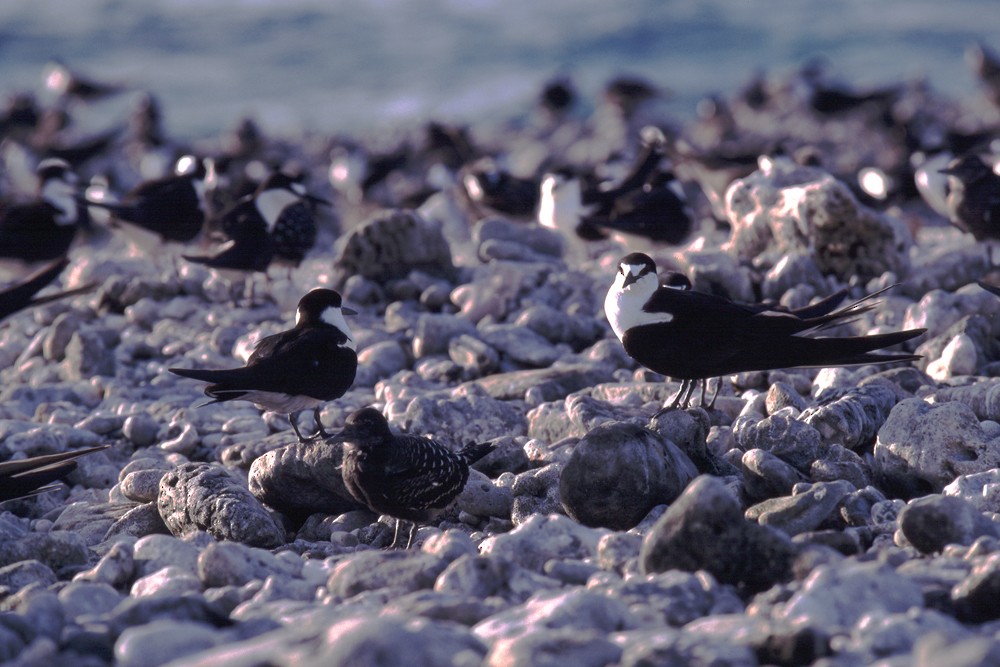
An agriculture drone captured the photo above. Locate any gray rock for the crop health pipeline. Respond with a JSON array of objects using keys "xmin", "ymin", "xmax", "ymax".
[
  {"xmin": 898, "ymin": 494, "xmax": 1000, "ymax": 554},
  {"xmin": 480, "ymin": 513, "xmax": 603, "ymax": 572},
  {"xmin": 733, "ymin": 412, "xmax": 821, "ymax": 473},
  {"xmin": 448, "ymin": 334, "xmax": 500, "ymax": 376},
  {"xmin": 435, "ymin": 554, "xmax": 560, "ymax": 604},
  {"xmin": 810, "ymin": 443, "xmax": 871, "ymax": 489},
  {"xmin": 305, "ymin": 615, "xmax": 486, "ymax": 667},
  {"xmin": 513, "ymin": 304, "xmax": 601, "ymax": 349},
  {"xmin": 130, "ymin": 565, "xmax": 203, "ymax": 598},
  {"xmin": 590, "ymin": 569, "xmax": 740, "ymax": 627},
  {"xmin": 596, "ymin": 532, "xmax": 642, "ymax": 574},
  {"xmin": 158, "ymin": 463, "xmax": 285, "ymax": 548},
  {"xmin": 801, "ymin": 380, "xmax": 899, "ymax": 450},
  {"xmin": 843, "ymin": 607, "xmax": 971, "ymax": 661},
  {"xmin": 420, "ymin": 529, "xmax": 478, "ymax": 562},
  {"xmin": 874, "ymin": 399, "xmax": 1000, "ymax": 495},
  {"xmin": 912, "ymin": 634, "xmax": 1000, "ymax": 667},
  {"xmin": 121, "ymin": 469, "xmax": 168, "ymax": 503},
  {"xmin": 765, "ymin": 381, "xmax": 809, "ymax": 414},
  {"xmin": 618, "ymin": 627, "xmax": 758, "ymax": 667},
  {"xmin": 478, "ymin": 323, "xmax": 561, "ymax": 367},
  {"xmin": 9, "ymin": 590, "xmax": 64, "ymax": 641},
  {"xmin": 927, "ymin": 380, "xmax": 1000, "ymax": 422},
  {"xmin": 560, "ymin": 421, "xmax": 697, "ymax": 530},
  {"xmin": 400, "ymin": 386, "xmax": 527, "ymax": 449},
  {"xmin": 123, "ymin": 413, "xmax": 161, "ymax": 447},
  {"xmin": 741, "ymin": 448, "xmax": 809, "ymax": 501},
  {"xmin": 333, "ymin": 209, "xmax": 455, "ymax": 286},
  {"xmin": 747, "ymin": 480, "xmax": 856, "ymax": 535},
  {"xmin": 115, "ymin": 619, "xmax": 223, "ymax": 667},
  {"xmin": 58, "ymin": 581, "xmax": 124, "ymax": 620},
  {"xmin": 0, "ymin": 530, "xmax": 90, "ymax": 572},
  {"xmin": 327, "ymin": 550, "xmax": 449, "ymax": 598},
  {"xmin": 247, "ymin": 441, "xmax": 362, "ymax": 520},
  {"xmin": 450, "ymin": 261, "xmax": 549, "ymax": 324},
  {"xmin": 725, "ymin": 156, "xmax": 911, "ymax": 280},
  {"xmin": 133, "ymin": 533, "xmax": 202, "ymax": 577},
  {"xmin": 508, "ymin": 463, "xmax": 564, "ymax": 525},
  {"xmin": 528, "ymin": 392, "xmax": 640, "ymax": 443},
  {"xmin": 381, "ymin": 589, "xmax": 503, "ymax": 626},
  {"xmin": 106, "ymin": 594, "xmax": 230, "ymax": 637},
  {"xmin": 356, "ymin": 341, "xmax": 409, "ymax": 388},
  {"xmin": 474, "ymin": 588, "xmax": 639, "ymax": 642},
  {"xmin": 73, "ymin": 541, "xmax": 135, "ymax": 587},
  {"xmin": 104, "ymin": 502, "xmax": 171, "ymax": 540},
  {"xmin": 951, "ymin": 553, "xmax": 1000, "ymax": 622},
  {"xmin": 455, "ymin": 469, "xmax": 512, "ymax": 519},
  {"xmin": 472, "ymin": 365, "xmax": 617, "ymax": 403},
  {"xmin": 944, "ymin": 469, "xmax": 1000, "ymax": 513},
  {"xmin": 640, "ymin": 475, "xmax": 797, "ymax": 593},
  {"xmin": 771, "ymin": 561, "xmax": 924, "ymax": 634},
  {"xmin": 484, "ymin": 629, "xmax": 623, "ymax": 667},
  {"xmin": 198, "ymin": 541, "xmax": 299, "ymax": 588},
  {"xmin": 412, "ymin": 313, "xmax": 477, "ymax": 358},
  {"xmin": 62, "ymin": 329, "xmax": 117, "ymax": 379},
  {"xmin": 0, "ymin": 560, "xmax": 56, "ymax": 592},
  {"xmin": 476, "ymin": 216, "xmax": 563, "ymax": 257}
]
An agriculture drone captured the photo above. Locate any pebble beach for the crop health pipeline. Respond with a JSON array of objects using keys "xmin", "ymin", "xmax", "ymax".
[{"xmin": 3, "ymin": 8, "xmax": 1000, "ymax": 667}]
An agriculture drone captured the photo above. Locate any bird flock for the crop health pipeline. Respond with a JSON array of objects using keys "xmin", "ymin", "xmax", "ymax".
[{"xmin": 1, "ymin": 48, "xmax": 999, "ymax": 545}]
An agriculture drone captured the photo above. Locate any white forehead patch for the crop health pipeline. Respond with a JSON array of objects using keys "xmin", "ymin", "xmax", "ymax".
[{"xmin": 255, "ymin": 188, "xmax": 301, "ymax": 231}]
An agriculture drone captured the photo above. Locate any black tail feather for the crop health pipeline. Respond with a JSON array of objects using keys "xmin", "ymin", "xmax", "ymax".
[
  {"xmin": 459, "ymin": 442, "xmax": 495, "ymax": 466},
  {"xmin": 0, "ymin": 444, "xmax": 110, "ymax": 502}
]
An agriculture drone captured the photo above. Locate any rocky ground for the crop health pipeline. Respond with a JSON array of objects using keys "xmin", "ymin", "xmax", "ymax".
[{"xmin": 1, "ymin": 65, "xmax": 1000, "ymax": 667}]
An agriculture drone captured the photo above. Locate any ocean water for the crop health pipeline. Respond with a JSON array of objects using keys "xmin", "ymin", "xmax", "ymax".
[{"xmin": 1, "ymin": 0, "xmax": 999, "ymax": 140}]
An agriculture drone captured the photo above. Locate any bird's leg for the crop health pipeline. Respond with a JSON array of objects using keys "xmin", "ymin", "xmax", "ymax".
[
  {"xmin": 654, "ymin": 379, "xmax": 692, "ymax": 418},
  {"xmin": 404, "ymin": 522, "xmax": 417, "ymax": 550},
  {"xmin": 312, "ymin": 407, "xmax": 330, "ymax": 439},
  {"xmin": 678, "ymin": 379, "xmax": 697, "ymax": 409},
  {"xmin": 289, "ymin": 411, "xmax": 309, "ymax": 443},
  {"xmin": 707, "ymin": 377, "xmax": 722, "ymax": 410},
  {"xmin": 699, "ymin": 379, "xmax": 708, "ymax": 406},
  {"xmin": 390, "ymin": 518, "xmax": 415, "ymax": 549}
]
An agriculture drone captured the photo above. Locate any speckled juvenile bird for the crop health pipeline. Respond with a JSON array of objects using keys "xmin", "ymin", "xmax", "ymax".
[
  {"xmin": 0, "ymin": 445, "xmax": 109, "ymax": 502},
  {"xmin": 337, "ymin": 407, "xmax": 494, "ymax": 549},
  {"xmin": 169, "ymin": 288, "xmax": 357, "ymax": 442},
  {"xmin": 186, "ymin": 172, "xmax": 329, "ymax": 275},
  {"xmin": 939, "ymin": 153, "xmax": 1000, "ymax": 240}
]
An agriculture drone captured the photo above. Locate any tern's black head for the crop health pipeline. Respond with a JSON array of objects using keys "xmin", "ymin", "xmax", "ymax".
[
  {"xmin": 295, "ymin": 288, "xmax": 355, "ymax": 326},
  {"xmin": 617, "ymin": 252, "xmax": 658, "ymax": 289},
  {"xmin": 661, "ymin": 270, "xmax": 692, "ymax": 290},
  {"xmin": 340, "ymin": 407, "xmax": 392, "ymax": 444},
  {"xmin": 940, "ymin": 154, "xmax": 995, "ymax": 182}
]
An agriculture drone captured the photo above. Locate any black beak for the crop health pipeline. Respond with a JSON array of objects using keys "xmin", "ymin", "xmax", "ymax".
[
  {"xmin": 342, "ymin": 306, "xmax": 358, "ymax": 316},
  {"xmin": 622, "ymin": 272, "xmax": 640, "ymax": 289}
]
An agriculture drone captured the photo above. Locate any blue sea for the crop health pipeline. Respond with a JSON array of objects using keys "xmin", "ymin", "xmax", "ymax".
[{"xmin": 2, "ymin": 0, "xmax": 999, "ymax": 140}]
